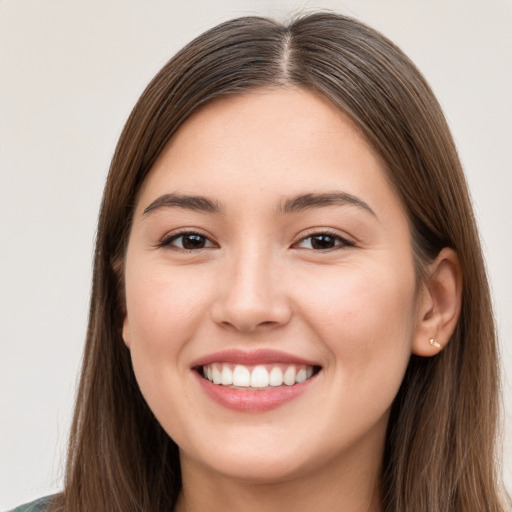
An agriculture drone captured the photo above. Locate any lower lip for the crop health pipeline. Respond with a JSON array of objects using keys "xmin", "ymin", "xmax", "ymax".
[{"xmin": 194, "ymin": 371, "xmax": 317, "ymax": 412}]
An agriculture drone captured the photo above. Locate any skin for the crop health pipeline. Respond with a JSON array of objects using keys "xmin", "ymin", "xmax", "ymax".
[{"xmin": 122, "ymin": 88, "xmax": 461, "ymax": 512}]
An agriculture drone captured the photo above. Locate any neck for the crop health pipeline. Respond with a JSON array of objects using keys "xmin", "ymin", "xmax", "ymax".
[{"xmin": 174, "ymin": 429, "xmax": 384, "ymax": 512}]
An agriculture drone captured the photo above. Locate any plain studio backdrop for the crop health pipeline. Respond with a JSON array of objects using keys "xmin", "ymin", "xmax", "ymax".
[{"xmin": 1, "ymin": 0, "xmax": 511, "ymax": 508}]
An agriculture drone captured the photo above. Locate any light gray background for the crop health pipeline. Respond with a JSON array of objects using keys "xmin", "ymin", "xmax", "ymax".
[{"xmin": 1, "ymin": 0, "xmax": 511, "ymax": 508}]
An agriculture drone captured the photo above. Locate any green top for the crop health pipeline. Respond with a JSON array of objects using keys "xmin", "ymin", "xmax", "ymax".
[{"xmin": 7, "ymin": 496, "xmax": 53, "ymax": 512}]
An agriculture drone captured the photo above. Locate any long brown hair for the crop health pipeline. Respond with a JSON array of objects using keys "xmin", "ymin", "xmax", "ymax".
[{"xmin": 52, "ymin": 12, "xmax": 507, "ymax": 511}]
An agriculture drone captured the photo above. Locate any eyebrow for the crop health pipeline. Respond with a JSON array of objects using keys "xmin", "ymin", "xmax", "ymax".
[
  {"xmin": 143, "ymin": 193, "xmax": 223, "ymax": 215},
  {"xmin": 142, "ymin": 191, "xmax": 375, "ymax": 218},
  {"xmin": 280, "ymin": 192, "xmax": 376, "ymax": 217}
]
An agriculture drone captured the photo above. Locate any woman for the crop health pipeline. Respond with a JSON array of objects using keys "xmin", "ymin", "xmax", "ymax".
[{"xmin": 12, "ymin": 12, "xmax": 508, "ymax": 512}]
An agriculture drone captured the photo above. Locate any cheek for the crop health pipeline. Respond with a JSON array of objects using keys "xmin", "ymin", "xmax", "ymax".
[
  {"xmin": 296, "ymin": 260, "xmax": 417, "ymax": 378},
  {"xmin": 299, "ymin": 262, "xmax": 417, "ymax": 439},
  {"xmin": 124, "ymin": 264, "xmax": 208, "ymax": 353},
  {"xmin": 122, "ymin": 261, "xmax": 212, "ymax": 418},
  {"xmin": 122, "ymin": 263, "xmax": 208, "ymax": 431}
]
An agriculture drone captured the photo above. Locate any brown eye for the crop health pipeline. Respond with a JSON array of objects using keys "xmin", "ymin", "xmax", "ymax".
[
  {"xmin": 309, "ymin": 234, "xmax": 337, "ymax": 250},
  {"xmin": 163, "ymin": 232, "xmax": 215, "ymax": 250},
  {"xmin": 295, "ymin": 233, "xmax": 353, "ymax": 250}
]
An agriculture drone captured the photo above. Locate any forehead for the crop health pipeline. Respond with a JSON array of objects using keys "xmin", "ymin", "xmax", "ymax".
[{"xmin": 136, "ymin": 88, "xmax": 398, "ymax": 218}]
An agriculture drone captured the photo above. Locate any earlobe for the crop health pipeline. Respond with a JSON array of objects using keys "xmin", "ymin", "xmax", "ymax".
[{"xmin": 412, "ymin": 248, "xmax": 463, "ymax": 357}]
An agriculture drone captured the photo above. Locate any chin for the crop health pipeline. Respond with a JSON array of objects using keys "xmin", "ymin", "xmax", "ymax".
[
  {"xmin": 179, "ymin": 427, "xmax": 340, "ymax": 486},
  {"xmin": 202, "ymin": 452, "xmax": 310, "ymax": 484}
]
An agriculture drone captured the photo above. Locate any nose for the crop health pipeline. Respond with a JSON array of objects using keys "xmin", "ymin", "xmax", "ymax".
[{"xmin": 211, "ymin": 247, "xmax": 292, "ymax": 333}]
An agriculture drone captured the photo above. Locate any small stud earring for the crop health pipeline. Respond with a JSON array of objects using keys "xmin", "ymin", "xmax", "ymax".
[{"xmin": 429, "ymin": 338, "xmax": 441, "ymax": 348}]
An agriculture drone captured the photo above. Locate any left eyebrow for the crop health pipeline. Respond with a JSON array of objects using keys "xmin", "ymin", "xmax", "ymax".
[
  {"xmin": 143, "ymin": 193, "xmax": 223, "ymax": 215},
  {"xmin": 280, "ymin": 192, "xmax": 376, "ymax": 217}
]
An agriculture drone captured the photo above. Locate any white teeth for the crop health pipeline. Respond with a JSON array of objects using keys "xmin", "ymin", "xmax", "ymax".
[
  {"xmin": 212, "ymin": 366, "xmax": 222, "ymax": 384},
  {"xmin": 251, "ymin": 365, "xmax": 269, "ymax": 388},
  {"xmin": 221, "ymin": 365, "xmax": 233, "ymax": 385},
  {"xmin": 283, "ymin": 366, "xmax": 296, "ymax": 386},
  {"xmin": 232, "ymin": 365, "xmax": 251, "ymax": 387},
  {"xmin": 269, "ymin": 367, "xmax": 283, "ymax": 386},
  {"xmin": 202, "ymin": 363, "xmax": 316, "ymax": 388},
  {"xmin": 296, "ymin": 368, "xmax": 307, "ymax": 383}
]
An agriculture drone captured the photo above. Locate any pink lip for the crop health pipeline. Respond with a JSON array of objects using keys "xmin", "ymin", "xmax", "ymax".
[
  {"xmin": 193, "ymin": 371, "xmax": 317, "ymax": 412},
  {"xmin": 191, "ymin": 348, "xmax": 319, "ymax": 368},
  {"xmin": 191, "ymin": 349, "xmax": 321, "ymax": 413}
]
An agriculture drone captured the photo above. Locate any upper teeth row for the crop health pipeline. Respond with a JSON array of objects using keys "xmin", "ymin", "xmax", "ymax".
[{"xmin": 202, "ymin": 364, "xmax": 314, "ymax": 388}]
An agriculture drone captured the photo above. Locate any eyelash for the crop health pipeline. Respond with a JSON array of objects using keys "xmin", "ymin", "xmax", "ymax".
[{"xmin": 159, "ymin": 230, "xmax": 354, "ymax": 252}]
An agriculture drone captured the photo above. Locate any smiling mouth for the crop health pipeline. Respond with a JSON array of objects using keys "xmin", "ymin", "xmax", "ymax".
[{"xmin": 198, "ymin": 363, "xmax": 321, "ymax": 389}]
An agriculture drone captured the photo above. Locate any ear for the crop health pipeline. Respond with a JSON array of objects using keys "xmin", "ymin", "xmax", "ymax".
[
  {"xmin": 112, "ymin": 256, "xmax": 131, "ymax": 348},
  {"xmin": 412, "ymin": 248, "xmax": 463, "ymax": 356},
  {"xmin": 122, "ymin": 316, "xmax": 131, "ymax": 348}
]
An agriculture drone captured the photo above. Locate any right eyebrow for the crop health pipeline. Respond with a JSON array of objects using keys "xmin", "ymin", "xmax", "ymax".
[
  {"xmin": 142, "ymin": 193, "xmax": 223, "ymax": 215},
  {"xmin": 280, "ymin": 191, "xmax": 376, "ymax": 217}
]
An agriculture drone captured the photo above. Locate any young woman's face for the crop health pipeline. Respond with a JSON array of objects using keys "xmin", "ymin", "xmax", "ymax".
[{"xmin": 123, "ymin": 89, "xmax": 422, "ymax": 484}]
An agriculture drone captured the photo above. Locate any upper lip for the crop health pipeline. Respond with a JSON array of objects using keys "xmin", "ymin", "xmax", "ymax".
[{"xmin": 191, "ymin": 349, "xmax": 321, "ymax": 368}]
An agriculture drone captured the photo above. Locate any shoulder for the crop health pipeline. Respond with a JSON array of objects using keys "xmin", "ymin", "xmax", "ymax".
[{"xmin": 7, "ymin": 496, "xmax": 54, "ymax": 512}]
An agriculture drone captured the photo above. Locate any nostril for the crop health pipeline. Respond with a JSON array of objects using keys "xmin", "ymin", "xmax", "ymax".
[
  {"xmin": 217, "ymin": 318, "xmax": 283, "ymax": 333},
  {"xmin": 258, "ymin": 320, "xmax": 281, "ymax": 328}
]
